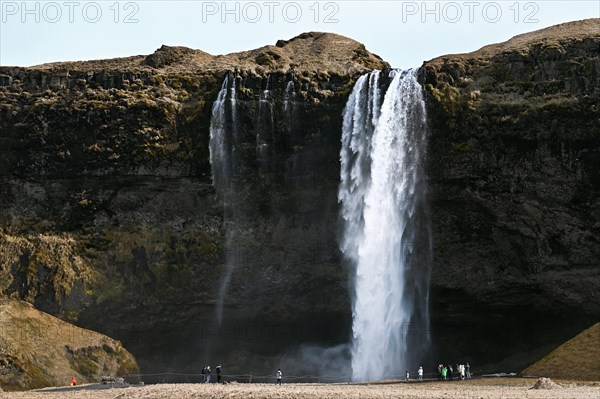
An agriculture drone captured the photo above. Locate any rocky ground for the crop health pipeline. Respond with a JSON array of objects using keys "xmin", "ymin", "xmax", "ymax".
[{"xmin": 1, "ymin": 379, "xmax": 599, "ymax": 399}]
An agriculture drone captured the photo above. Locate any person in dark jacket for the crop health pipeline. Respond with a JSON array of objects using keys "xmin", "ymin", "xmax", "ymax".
[{"xmin": 216, "ymin": 364, "xmax": 222, "ymax": 383}]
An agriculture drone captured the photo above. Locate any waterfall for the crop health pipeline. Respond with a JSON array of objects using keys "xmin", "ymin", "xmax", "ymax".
[
  {"xmin": 283, "ymin": 80, "xmax": 296, "ymax": 114},
  {"xmin": 209, "ymin": 73, "xmax": 239, "ymax": 326},
  {"xmin": 283, "ymin": 79, "xmax": 297, "ymax": 151},
  {"xmin": 257, "ymin": 75, "xmax": 274, "ymax": 168},
  {"xmin": 209, "ymin": 75, "xmax": 231, "ymax": 196},
  {"xmin": 339, "ymin": 69, "xmax": 432, "ymax": 381}
]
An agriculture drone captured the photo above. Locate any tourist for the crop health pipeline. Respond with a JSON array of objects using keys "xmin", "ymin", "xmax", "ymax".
[
  {"xmin": 437, "ymin": 364, "xmax": 443, "ymax": 380},
  {"xmin": 441, "ymin": 366, "xmax": 447, "ymax": 380},
  {"xmin": 405, "ymin": 370, "xmax": 410, "ymax": 381},
  {"xmin": 448, "ymin": 364, "xmax": 453, "ymax": 380},
  {"xmin": 216, "ymin": 364, "xmax": 222, "ymax": 383},
  {"xmin": 466, "ymin": 362, "xmax": 471, "ymax": 379},
  {"xmin": 201, "ymin": 366, "xmax": 206, "ymax": 383},
  {"xmin": 206, "ymin": 366, "xmax": 212, "ymax": 383},
  {"xmin": 276, "ymin": 369, "xmax": 282, "ymax": 385},
  {"xmin": 418, "ymin": 366, "xmax": 423, "ymax": 382}
]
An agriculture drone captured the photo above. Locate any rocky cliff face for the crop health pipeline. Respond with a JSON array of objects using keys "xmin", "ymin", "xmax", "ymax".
[
  {"xmin": 0, "ymin": 22, "xmax": 598, "ymax": 379},
  {"xmin": 0, "ymin": 32, "xmax": 388, "ymax": 379},
  {"xmin": 420, "ymin": 19, "xmax": 600, "ymax": 369}
]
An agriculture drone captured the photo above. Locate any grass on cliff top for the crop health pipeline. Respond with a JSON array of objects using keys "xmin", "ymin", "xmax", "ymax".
[
  {"xmin": 24, "ymin": 32, "xmax": 388, "ymax": 76},
  {"xmin": 523, "ymin": 322, "xmax": 600, "ymax": 381},
  {"xmin": 428, "ymin": 18, "xmax": 599, "ymax": 65}
]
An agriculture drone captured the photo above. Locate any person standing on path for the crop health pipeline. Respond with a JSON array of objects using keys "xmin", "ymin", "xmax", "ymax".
[
  {"xmin": 466, "ymin": 363, "xmax": 471, "ymax": 379},
  {"xmin": 216, "ymin": 365, "xmax": 222, "ymax": 383},
  {"xmin": 276, "ymin": 369, "xmax": 282, "ymax": 385},
  {"xmin": 206, "ymin": 366, "xmax": 212, "ymax": 383},
  {"xmin": 418, "ymin": 366, "xmax": 423, "ymax": 382}
]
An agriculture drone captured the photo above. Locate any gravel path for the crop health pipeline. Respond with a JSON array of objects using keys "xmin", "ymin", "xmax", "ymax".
[{"xmin": 1, "ymin": 379, "xmax": 599, "ymax": 399}]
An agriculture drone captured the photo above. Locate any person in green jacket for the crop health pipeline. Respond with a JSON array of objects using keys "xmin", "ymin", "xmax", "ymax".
[{"xmin": 441, "ymin": 366, "xmax": 448, "ymax": 380}]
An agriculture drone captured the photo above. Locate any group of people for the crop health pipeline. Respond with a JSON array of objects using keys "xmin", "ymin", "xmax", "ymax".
[
  {"xmin": 200, "ymin": 366, "xmax": 283, "ymax": 385},
  {"xmin": 405, "ymin": 366, "xmax": 425, "ymax": 382},
  {"xmin": 200, "ymin": 365, "xmax": 222, "ymax": 383},
  {"xmin": 437, "ymin": 363, "xmax": 471, "ymax": 380}
]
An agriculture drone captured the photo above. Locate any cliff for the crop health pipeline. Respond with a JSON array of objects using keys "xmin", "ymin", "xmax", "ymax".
[
  {"xmin": 420, "ymin": 18, "xmax": 600, "ymax": 368},
  {"xmin": 0, "ymin": 21, "xmax": 598, "ymax": 381},
  {"xmin": 0, "ymin": 32, "xmax": 388, "ymax": 381}
]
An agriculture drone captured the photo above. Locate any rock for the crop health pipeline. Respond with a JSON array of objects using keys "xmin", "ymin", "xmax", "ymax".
[
  {"xmin": 420, "ymin": 18, "xmax": 600, "ymax": 369},
  {"xmin": 101, "ymin": 375, "xmax": 116, "ymax": 384},
  {"xmin": 531, "ymin": 377, "xmax": 560, "ymax": 389},
  {"xmin": 0, "ymin": 299, "xmax": 139, "ymax": 391}
]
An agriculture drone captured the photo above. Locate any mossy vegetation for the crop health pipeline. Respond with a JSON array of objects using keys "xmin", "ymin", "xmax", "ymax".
[{"xmin": 0, "ymin": 299, "xmax": 139, "ymax": 391}]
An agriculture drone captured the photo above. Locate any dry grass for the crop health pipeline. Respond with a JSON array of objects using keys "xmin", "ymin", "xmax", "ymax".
[
  {"xmin": 427, "ymin": 18, "xmax": 600, "ymax": 65},
  {"xmin": 23, "ymin": 32, "xmax": 388, "ymax": 76},
  {"xmin": 523, "ymin": 323, "xmax": 600, "ymax": 381},
  {"xmin": 0, "ymin": 299, "xmax": 138, "ymax": 390},
  {"xmin": 0, "ymin": 379, "xmax": 599, "ymax": 399}
]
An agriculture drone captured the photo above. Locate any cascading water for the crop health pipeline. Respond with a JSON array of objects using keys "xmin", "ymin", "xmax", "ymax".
[
  {"xmin": 339, "ymin": 69, "xmax": 432, "ymax": 381},
  {"xmin": 257, "ymin": 75, "xmax": 274, "ymax": 168},
  {"xmin": 209, "ymin": 75, "xmax": 231, "ymax": 196},
  {"xmin": 283, "ymin": 80, "xmax": 297, "ymax": 141},
  {"xmin": 283, "ymin": 80, "xmax": 296, "ymax": 114},
  {"xmin": 209, "ymin": 73, "xmax": 239, "ymax": 326}
]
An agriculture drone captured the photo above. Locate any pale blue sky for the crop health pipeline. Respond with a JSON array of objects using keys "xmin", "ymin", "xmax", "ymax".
[{"xmin": 0, "ymin": 1, "xmax": 598, "ymax": 69}]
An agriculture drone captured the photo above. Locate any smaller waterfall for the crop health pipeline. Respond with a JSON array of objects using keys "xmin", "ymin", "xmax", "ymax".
[
  {"xmin": 209, "ymin": 73, "xmax": 240, "ymax": 326},
  {"xmin": 283, "ymin": 80, "xmax": 297, "ymax": 146},
  {"xmin": 209, "ymin": 75, "xmax": 231, "ymax": 196},
  {"xmin": 283, "ymin": 80, "xmax": 296, "ymax": 114},
  {"xmin": 257, "ymin": 75, "xmax": 275, "ymax": 168}
]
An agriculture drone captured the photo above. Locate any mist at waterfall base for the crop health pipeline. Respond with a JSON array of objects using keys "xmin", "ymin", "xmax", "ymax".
[
  {"xmin": 339, "ymin": 69, "xmax": 432, "ymax": 381},
  {"xmin": 207, "ymin": 69, "xmax": 431, "ymax": 381}
]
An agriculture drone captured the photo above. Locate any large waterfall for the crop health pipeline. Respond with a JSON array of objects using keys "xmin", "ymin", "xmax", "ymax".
[{"xmin": 339, "ymin": 69, "xmax": 432, "ymax": 381}]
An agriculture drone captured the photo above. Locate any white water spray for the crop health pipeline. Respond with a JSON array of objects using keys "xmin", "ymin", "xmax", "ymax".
[{"xmin": 339, "ymin": 69, "xmax": 431, "ymax": 381}]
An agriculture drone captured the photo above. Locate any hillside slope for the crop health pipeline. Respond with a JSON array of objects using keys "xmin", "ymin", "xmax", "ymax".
[
  {"xmin": 0, "ymin": 299, "xmax": 138, "ymax": 391},
  {"xmin": 523, "ymin": 322, "xmax": 600, "ymax": 380}
]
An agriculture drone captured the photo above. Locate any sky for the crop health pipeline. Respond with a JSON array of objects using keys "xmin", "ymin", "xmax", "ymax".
[{"xmin": 0, "ymin": 1, "xmax": 598, "ymax": 69}]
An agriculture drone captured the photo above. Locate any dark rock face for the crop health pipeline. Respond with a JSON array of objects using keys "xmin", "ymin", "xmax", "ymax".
[
  {"xmin": 420, "ymin": 19, "xmax": 600, "ymax": 370},
  {"xmin": 0, "ymin": 22, "xmax": 598, "ymax": 378}
]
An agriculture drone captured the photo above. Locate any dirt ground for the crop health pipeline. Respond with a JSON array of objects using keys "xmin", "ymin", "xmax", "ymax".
[{"xmin": 1, "ymin": 379, "xmax": 599, "ymax": 399}]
